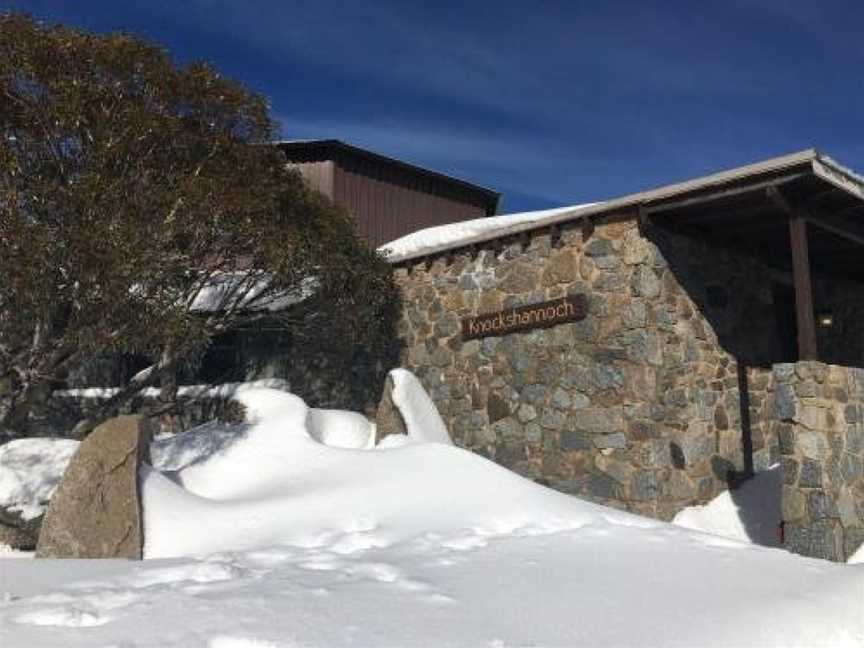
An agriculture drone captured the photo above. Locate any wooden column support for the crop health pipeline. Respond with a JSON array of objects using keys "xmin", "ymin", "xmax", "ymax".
[{"xmin": 788, "ymin": 216, "xmax": 819, "ymax": 361}]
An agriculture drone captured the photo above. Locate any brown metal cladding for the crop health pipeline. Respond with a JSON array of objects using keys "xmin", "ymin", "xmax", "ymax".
[
  {"xmin": 286, "ymin": 160, "xmax": 335, "ymax": 198},
  {"xmin": 278, "ymin": 141, "xmax": 499, "ymax": 249}
]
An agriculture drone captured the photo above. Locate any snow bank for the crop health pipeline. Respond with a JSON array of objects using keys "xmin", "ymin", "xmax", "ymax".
[
  {"xmin": 2, "ymin": 379, "xmax": 863, "ymax": 647},
  {"xmin": 0, "ymin": 438, "xmax": 79, "ymax": 521},
  {"xmin": 307, "ymin": 408, "xmax": 375, "ymax": 449},
  {"xmin": 389, "ymin": 368, "xmax": 452, "ymax": 445},
  {"xmin": 378, "ymin": 203, "xmax": 598, "ymax": 261},
  {"xmin": 673, "ymin": 464, "xmax": 783, "ymax": 547},
  {"xmin": 141, "ymin": 385, "xmax": 613, "ymax": 558}
]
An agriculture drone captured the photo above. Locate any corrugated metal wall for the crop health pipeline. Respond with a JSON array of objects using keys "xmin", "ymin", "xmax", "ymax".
[
  {"xmin": 286, "ymin": 160, "xmax": 335, "ymax": 198},
  {"xmin": 332, "ymin": 154, "xmax": 488, "ymax": 248}
]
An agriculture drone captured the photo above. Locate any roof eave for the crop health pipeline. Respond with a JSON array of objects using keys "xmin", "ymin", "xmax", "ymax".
[{"xmin": 386, "ymin": 149, "xmax": 831, "ymax": 265}]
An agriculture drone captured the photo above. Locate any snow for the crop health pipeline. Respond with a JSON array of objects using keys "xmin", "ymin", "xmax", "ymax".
[
  {"xmin": 673, "ymin": 464, "xmax": 783, "ymax": 547},
  {"xmin": 389, "ymin": 368, "xmax": 452, "ymax": 445},
  {"xmin": 188, "ymin": 274, "xmax": 318, "ymax": 313},
  {"xmin": 1, "ymin": 375, "xmax": 863, "ymax": 646},
  {"xmin": 378, "ymin": 203, "xmax": 598, "ymax": 262},
  {"xmin": 306, "ymin": 408, "xmax": 375, "ymax": 449},
  {"xmin": 56, "ymin": 378, "xmax": 291, "ymax": 401},
  {"xmin": 0, "ymin": 439, "xmax": 79, "ymax": 521}
]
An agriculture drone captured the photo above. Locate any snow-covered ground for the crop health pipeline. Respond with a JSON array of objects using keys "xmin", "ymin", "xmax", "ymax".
[
  {"xmin": 1, "ymin": 377, "xmax": 863, "ymax": 647},
  {"xmin": 673, "ymin": 464, "xmax": 783, "ymax": 547}
]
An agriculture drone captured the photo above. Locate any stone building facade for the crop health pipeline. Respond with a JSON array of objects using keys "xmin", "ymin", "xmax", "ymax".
[
  {"xmin": 776, "ymin": 362, "xmax": 864, "ymax": 561},
  {"xmin": 384, "ymin": 151, "xmax": 864, "ymax": 555},
  {"xmin": 392, "ymin": 212, "xmax": 788, "ymax": 520}
]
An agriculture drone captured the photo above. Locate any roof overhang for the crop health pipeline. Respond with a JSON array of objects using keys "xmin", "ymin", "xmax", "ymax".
[{"xmin": 387, "ymin": 149, "xmax": 864, "ymax": 282}]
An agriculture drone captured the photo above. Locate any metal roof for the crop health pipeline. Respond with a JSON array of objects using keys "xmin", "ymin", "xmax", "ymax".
[
  {"xmin": 275, "ymin": 139, "xmax": 501, "ymax": 207},
  {"xmin": 385, "ymin": 149, "xmax": 864, "ymax": 265}
]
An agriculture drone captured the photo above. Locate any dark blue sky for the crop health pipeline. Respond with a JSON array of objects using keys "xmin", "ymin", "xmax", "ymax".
[{"xmin": 6, "ymin": 1, "xmax": 864, "ymax": 212}]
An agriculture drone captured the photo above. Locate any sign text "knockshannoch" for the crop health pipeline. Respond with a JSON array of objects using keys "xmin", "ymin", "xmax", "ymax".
[{"xmin": 461, "ymin": 295, "xmax": 588, "ymax": 341}]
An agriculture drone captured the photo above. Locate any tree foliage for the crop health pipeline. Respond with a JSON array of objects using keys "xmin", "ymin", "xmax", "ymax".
[{"xmin": 0, "ymin": 14, "xmax": 400, "ymax": 436}]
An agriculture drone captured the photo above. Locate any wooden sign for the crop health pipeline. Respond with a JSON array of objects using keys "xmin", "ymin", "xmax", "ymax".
[{"xmin": 461, "ymin": 295, "xmax": 588, "ymax": 340}]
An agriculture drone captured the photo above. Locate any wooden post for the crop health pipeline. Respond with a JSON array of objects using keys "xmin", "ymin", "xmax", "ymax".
[{"xmin": 788, "ymin": 216, "xmax": 818, "ymax": 360}]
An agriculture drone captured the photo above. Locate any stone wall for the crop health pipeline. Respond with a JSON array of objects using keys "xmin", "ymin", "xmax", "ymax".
[
  {"xmin": 776, "ymin": 362, "xmax": 864, "ymax": 561},
  {"xmin": 394, "ymin": 213, "xmax": 780, "ymax": 520}
]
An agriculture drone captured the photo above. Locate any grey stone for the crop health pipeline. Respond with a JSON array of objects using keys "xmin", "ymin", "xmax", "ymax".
[
  {"xmin": 430, "ymin": 346, "xmax": 452, "ymax": 367},
  {"xmin": 524, "ymin": 422, "xmax": 542, "ymax": 443},
  {"xmin": 592, "ymin": 255, "xmax": 620, "ymax": 270},
  {"xmin": 837, "ymin": 490, "xmax": 861, "ymax": 527},
  {"xmin": 560, "ymin": 430, "xmax": 592, "ymax": 451},
  {"xmin": 592, "ymin": 432, "xmax": 627, "ymax": 449},
  {"xmin": 540, "ymin": 409, "xmax": 566, "ymax": 431},
  {"xmin": 592, "ymin": 274, "xmax": 626, "ymax": 292},
  {"xmin": 551, "ymin": 388, "xmax": 571, "ymax": 411},
  {"xmin": 36, "ymin": 415, "xmax": 152, "ymax": 559},
  {"xmin": 846, "ymin": 425, "xmax": 864, "ymax": 454},
  {"xmin": 434, "ymin": 316, "xmax": 460, "ymax": 337},
  {"xmin": 774, "ymin": 384, "xmax": 796, "ymax": 421},
  {"xmin": 777, "ymin": 425, "xmax": 795, "ymax": 455},
  {"xmin": 574, "ymin": 407, "xmax": 621, "ymax": 435},
  {"xmin": 674, "ymin": 430, "xmax": 713, "ymax": 467},
  {"xmin": 480, "ymin": 337, "xmax": 501, "ymax": 357},
  {"xmin": 798, "ymin": 459, "xmax": 822, "ymax": 488},
  {"xmin": 571, "ymin": 393, "xmax": 590, "ymax": 409},
  {"xmin": 492, "ymin": 417, "xmax": 522, "ymax": 439},
  {"xmin": 495, "ymin": 441, "xmax": 527, "ymax": 466},
  {"xmin": 840, "ymin": 453, "xmax": 862, "ymax": 483},
  {"xmin": 638, "ymin": 439, "xmax": 670, "ymax": 468},
  {"xmin": 513, "ymin": 401, "xmax": 537, "ymax": 423},
  {"xmin": 585, "ymin": 238, "xmax": 615, "ymax": 257},
  {"xmin": 521, "ymin": 384, "xmax": 547, "ymax": 405},
  {"xmin": 781, "ymin": 457, "xmax": 799, "ymax": 485},
  {"xmin": 631, "ymin": 471, "xmax": 660, "ymax": 501},
  {"xmin": 797, "ymin": 430, "xmax": 829, "ymax": 461},
  {"xmin": 807, "ymin": 491, "xmax": 836, "ymax": 520},
  {"xmin": 624, "ymin": 330, "xmax": 663, "ymax": 366},
  {"xmin": 782, "ymin": 486, "xmax": 807, "ymax": 521},
  {"xmin": 376, "ymin": 374, "xmax": 408, "ymax": 441},
  {"xmin": 773, "ymin": 363, "xmax": 796, "ymax": 383},
  {"xmin": 622, "ymin": 302, "xmax": 647, "ymax": 328},
  {"xmin": 631, "ymin": 267, "xmax": 661, "ymax": 298},
  {"xmin": 622, "ymin": 230, "xmax": 651, "ymax": 265},
  {"xmin": 586, "ymin": 473, "xmax": 619, "ymax": 499}
]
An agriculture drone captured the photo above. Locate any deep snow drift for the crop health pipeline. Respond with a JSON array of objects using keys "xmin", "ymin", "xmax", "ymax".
[
  {"xmin": 673, "ymin": 464, "xmax": 783, "ymax": 547},
  {"xmin": 1, "ymin": 378, "xmax": 863, "ymax": 647}
]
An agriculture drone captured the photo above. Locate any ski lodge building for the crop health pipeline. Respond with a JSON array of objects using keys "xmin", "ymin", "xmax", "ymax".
[{"xmin": 380, "ymin": 149, "xmax": 864, "ymax": 562}]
